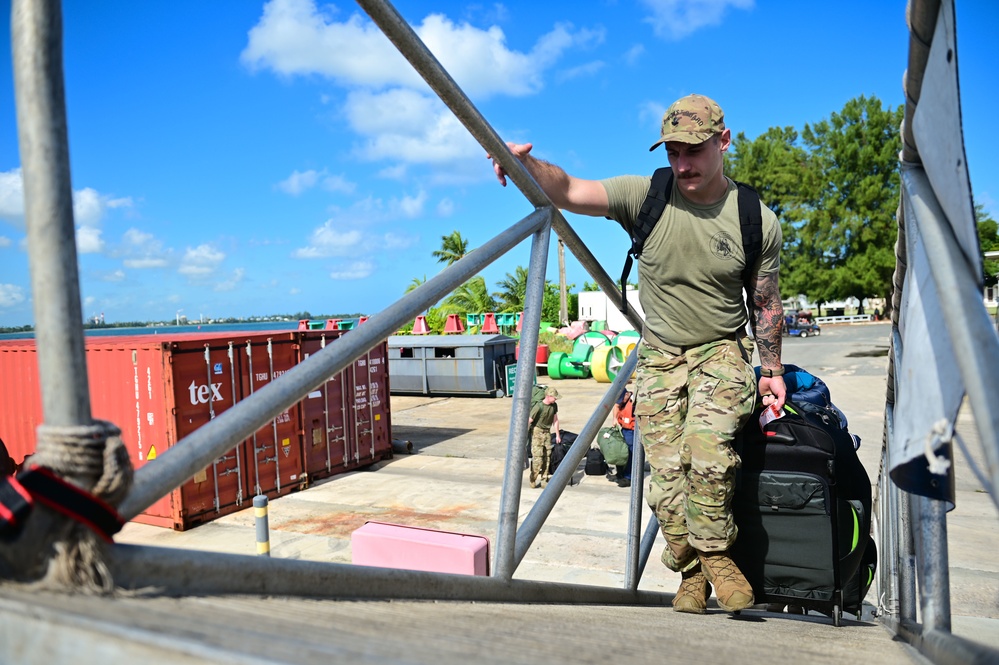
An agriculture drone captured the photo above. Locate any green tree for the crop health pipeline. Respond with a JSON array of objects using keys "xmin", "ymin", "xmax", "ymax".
[
  {"xmin": 977, "ymin": 203, "xmax": 999, "ymax": 289},
  {"xmin": 432, "ymin": 230, "xmax": 471, "ymax": 266},
  {"xmin": 440, "ymin": 276, "xmax": 497, "ymax": 315},
  {"xmin": 494, "ymin": 266, "xmax": 529, "ymax": 312},
  {"xmin": 490, "ymin": 265, "xmax": 577, "ymax": 322},
  {"xmin": 798, "ymin": 96, "xmax": 904, "ymax": 315},
  {"xmin": 404, "ymin": 275, "xmax": 427, "ymax": 294},
  {"xmin": 730, "ymin": 96, "xmax": 903, "ymax": 314},
  {"xmin": 727, "ymin": 126, "xmax": 814, "ymax": 302}
]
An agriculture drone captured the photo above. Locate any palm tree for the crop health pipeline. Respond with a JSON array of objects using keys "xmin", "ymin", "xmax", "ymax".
[
  {"xmin": 440, "ymin": 277, "xmax": 496, "ymax": 315},
  {"xmin": 432, "ymin": 230, "xmax": 471, "ymax": 266},
  {"xmin": 494, "ymin": 266, "xmax": 529, "ymax": 312},
  {"xmin": 404, "ymin": 275, "xmax": 427, "ymax": 294}
]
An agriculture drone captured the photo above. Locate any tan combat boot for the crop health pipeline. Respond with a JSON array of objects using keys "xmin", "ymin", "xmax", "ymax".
[
  {"xmin": 698, "ymin": 551, "xmax": 754, "ymax": 612},
  {"xmin": 673, "ymin": 564, "xmax": 711, "ymax": 614}
]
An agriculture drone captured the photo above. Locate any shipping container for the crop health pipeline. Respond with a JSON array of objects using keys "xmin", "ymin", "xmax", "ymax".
[
  {"xmin": 0, "ymin": 329, "xmax": 392, "ymax": 530},
  {"xmin": 298, "ymin": 329, "xmax": 392, "ymax": 482}
]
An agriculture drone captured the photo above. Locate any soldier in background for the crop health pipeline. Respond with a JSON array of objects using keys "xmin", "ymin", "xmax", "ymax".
[
  {"xmin": 490, "ymin": 94, "xmax": 786, "ymax": 614},
  {"xmin": 609, "ymin": 386, "xmax": 635, "ymax": 488},
  {"xmin": 527, "ymin": 387, "xmax": 561, "ymax": 488}
]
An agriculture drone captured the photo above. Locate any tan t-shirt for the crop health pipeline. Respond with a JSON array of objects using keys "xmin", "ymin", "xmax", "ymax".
[{"xmin": 602, "ymin": 175, "xmax": 781, "ymax": 347}]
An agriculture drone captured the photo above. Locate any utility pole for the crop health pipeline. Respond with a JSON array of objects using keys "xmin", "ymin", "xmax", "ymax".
[{"xmin": 558, "ymin": 238, "xmax": 568, "ymax": 326}]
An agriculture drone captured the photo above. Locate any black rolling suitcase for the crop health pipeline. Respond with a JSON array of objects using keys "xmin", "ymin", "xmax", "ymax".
[{"xmin": 731, "ymin": 399, "xmax": 873, "ymax": 626}]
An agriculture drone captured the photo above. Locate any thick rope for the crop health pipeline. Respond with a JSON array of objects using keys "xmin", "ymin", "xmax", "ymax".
[{"xmin": 29, "ymin": 420, "xmax": 133, "ymax": 594}]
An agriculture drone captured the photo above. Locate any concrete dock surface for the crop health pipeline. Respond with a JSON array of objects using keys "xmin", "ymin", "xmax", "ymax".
[{"xmin": 3, "ymin": 321, "xmax": 997, "ymax": 663}]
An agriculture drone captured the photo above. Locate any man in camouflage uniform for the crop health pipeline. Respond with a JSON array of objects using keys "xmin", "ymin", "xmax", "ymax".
[
  {"xmin": 527, "ymin": 387, "xmax": 561, "ymax": 488},
  {"xmin": 491, "ymin": 94, "xmax": 787, "ymax": 613}
]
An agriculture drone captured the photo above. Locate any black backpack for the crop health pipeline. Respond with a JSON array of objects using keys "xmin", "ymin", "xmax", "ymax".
[{"xmin": 619, "ymin": 167, "xmax": 764, "ymax": 312}]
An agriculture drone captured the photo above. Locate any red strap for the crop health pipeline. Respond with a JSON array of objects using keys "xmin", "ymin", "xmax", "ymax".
[
  {"xmin": 7, "ymin": 466, "xmax": 124, "ymax": 543},
  {"xmin": 0, "ymin": 475, "xmax": 34, "ymax": 539}
]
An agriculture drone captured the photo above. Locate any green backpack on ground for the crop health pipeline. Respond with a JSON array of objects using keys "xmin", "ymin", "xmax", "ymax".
[{"xmin": 597, "ymin": 426, "xmax": 629, "ymax": 466}]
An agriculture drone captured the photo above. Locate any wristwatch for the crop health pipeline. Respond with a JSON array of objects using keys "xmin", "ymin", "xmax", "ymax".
[{"xmin": 760, "ymin": 365, "xmax": 785, "ymax": 378}]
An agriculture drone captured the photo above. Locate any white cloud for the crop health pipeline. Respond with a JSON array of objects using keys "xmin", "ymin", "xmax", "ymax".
[
  {"xmin": 639, "ymin": 0, "xmax": 754, "ymax": 41},
  {"xmin": 381, "ymin": 232, "xmax": 418, "ymax": 250},
  {"xmin": 0, "ymin": 236, "xmax": 11, "ymax": 248},
  {"xmin": 294, "ymin": 219, "xmax": 364, "ymax": 258},
  {"xmin": 0, "ymin": 169, "xmax": 24, "ymax": 223},
  {"xmin": 76, "ymin": 225, "xmax": 105, "ymax": 254},
  {"xmin": 0, "ymin": 170, "xmax": 132, "ymax": 238},
  {"xmin": 277, "ymin": 169, "xmax": 322, "ymax": 195},
  {"xmin": 436, "ymin": 198, "xmax": 455, "ymax": 217},
  {"xmin": 120, "ymin": 228, "xmax": 171, "ymax": 268},
  {"xmin": 278, "ymin": 169, "xmax": 356, "ymax": 196},
  {"xmin": 295, "ymin": 190, "xmax": 424, "ymax": 259},
  {"xmin": 215, "ymin": 268, "xmax": 246, "ymax": 292},
  {"xmin": 125, "ymin": 257, "xmax": 169, "ymax": 269},
  {"xmin": 101, "ymin": 270, "xmax": 126, "ymax": 282},
  {"xmin": 242, "ymin": 0, "xmax": 598, "ymax": 98},
  {"xmin": 242, "ymin": 0, "xmax": 600, "ymax": 172},
  {"xmin": 623, "ymin": 44, "xmax": 645, "ymax": 65},
  {"xmin": 329, "ymin": 260, "xmax": 374, "ymax": 280},
  {"xmin": 377, "ymin": 164, "xmax": 408, "ymax": 180},
  {"xmin": 322, "ymin": 173, "xmax": 356, "ymax": 194},
  {"xmin": 640, "ymin": 100, "xmax": 668, "ymax": 132},
  {"xmin": 347, "ymin": 89, "xmax": 481, "ymax": 164},
  {"xmin": 397, "ymin": 189, "xmax": 427, "ymax": 218},
  {"xmin": 73, "ymin": 188, "xmax": 134, "ymax": 254},
  {"xmin": 73, "ymin": 188, "xmax": 105, "ymax": 227},
  {"xmin": 556, "ymin": 60, "xmax": 605, "ymax": 83},
  {"xmin": 0, "ymin": 284, "xmax": 25, "ymax": 308},
  {"xmin": 179, "ymin": 244, "xmax": 225, "ymax": 276}
]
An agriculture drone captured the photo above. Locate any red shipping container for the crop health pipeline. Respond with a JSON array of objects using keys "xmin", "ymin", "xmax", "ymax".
[
  {"xmin": 0, "ymin": 332, "xmax": 308, "ymax": 529},
  {"xmin": 298, "ymin": 330, "xmax": 392, "ymax": 482},
  {"xmin": 240, "ymin": 333, "xmax": 305, "ymax": 498}
]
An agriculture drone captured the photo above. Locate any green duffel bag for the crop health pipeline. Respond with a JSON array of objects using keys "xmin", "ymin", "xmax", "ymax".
[{"xmin": 597, "ymin": 426, "xmax": 629, "ymax": 467}]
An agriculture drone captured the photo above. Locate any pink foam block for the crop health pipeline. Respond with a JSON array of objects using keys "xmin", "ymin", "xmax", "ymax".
[{"xmin": 351, "ymin": 521, "xmax": 490, "ymax": 576}]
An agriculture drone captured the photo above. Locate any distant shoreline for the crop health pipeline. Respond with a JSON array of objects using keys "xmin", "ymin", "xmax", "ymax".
[{"xmin": 0, "ymin": 320, "xmax": 305, "ymax": 341}]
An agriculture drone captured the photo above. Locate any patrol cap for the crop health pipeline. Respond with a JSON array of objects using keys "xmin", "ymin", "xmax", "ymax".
[
  {"xmin": 545, "ymin": 387, "xmax": 560, "ymax": 399},
  {"xmin": 649, "ymin": 94, "xmax": 726, "ymax": 151}
]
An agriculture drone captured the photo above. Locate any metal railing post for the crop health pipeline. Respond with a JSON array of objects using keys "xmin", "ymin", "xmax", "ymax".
[
  {"xmin": 913, "ymin": 494, "xmax": 952, "ymax": 632},
  {"xmin": 11, "ymin": 0, "xmax": 92, "ymax": 433},
  {"xmin": 494, "ymin": 219, "xmax": 551, "ymax": 580}
]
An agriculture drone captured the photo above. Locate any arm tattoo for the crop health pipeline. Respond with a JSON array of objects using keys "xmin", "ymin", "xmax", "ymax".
[{"xmin": 751, "ymin": 271, "xmax": 784, "ymax": 368}]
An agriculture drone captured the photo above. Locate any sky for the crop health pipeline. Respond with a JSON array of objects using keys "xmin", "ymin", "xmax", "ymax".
[{"xmin": 0, "ymin": 0, "xmax": 996, "ymax": 328}]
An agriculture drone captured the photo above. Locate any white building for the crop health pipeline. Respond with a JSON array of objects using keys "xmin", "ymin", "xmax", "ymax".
[{"xmin": 577, "ymin": 288, "xmax": 644, "ymax": 332}]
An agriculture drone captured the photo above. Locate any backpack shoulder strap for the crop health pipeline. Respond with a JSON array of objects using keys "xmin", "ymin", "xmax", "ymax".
[
  {"xmin": 620, "ymin": 167, "xmax": 673, "ymax": 310},
  {"xmin": 735, "ymin": 180, "xmax": 764, "ymax": 299}
]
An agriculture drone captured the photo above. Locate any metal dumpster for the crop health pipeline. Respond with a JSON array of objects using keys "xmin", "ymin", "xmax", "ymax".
[{"xmin": 387, "ymin": 334, "xmax": 516, "ymax": 397}]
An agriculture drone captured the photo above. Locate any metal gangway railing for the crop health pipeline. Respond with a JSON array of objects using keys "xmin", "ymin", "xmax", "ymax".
[
  {"xmin": 3, "ymin": 0, "xmax": 662, "ymax": 608},
  {"xmin": 3, "ymin": 1, "xmax": 998, "ymax": 664},
  {"xmin": 876, "ymin": 0, "xmax": 999, "ymax": 663}
]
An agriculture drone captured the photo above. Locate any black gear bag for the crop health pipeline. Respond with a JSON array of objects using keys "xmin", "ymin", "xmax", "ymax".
[{"xmin": 731, "ymin": 399, "xmax": 874, "ymax": 626}]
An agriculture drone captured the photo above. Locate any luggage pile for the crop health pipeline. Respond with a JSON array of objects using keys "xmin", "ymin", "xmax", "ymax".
[{"xmin": 732, "ymin": 368, "xmax": 876, "ymax": 626}]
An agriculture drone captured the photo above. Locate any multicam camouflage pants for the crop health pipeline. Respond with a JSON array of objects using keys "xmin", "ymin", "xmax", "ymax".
[
  {"xmin": 529, "ymin": 426, "xmax": 552, "ymax": 486},
  {"xmin": 634, "ymin": 335, "xmax": 757, "ymax": 572}
]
